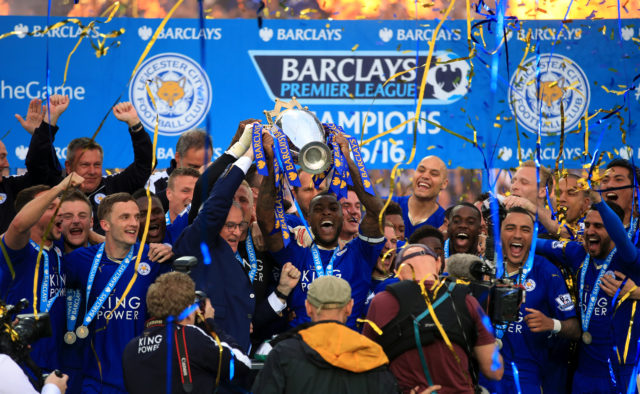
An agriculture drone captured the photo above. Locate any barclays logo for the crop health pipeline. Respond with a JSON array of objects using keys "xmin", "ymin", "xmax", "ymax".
[{"xmin": 259, "ymin": 27, "xmax": 273, "ymax": 42}]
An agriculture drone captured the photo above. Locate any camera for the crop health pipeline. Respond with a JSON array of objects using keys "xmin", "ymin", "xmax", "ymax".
[
  {"xmin": 446, "ymin": 254, "xmax": 525, "ymax": 324},
  {"xmin": 0, "ymin": 298, "xmax": 53, "ymax": 390}
]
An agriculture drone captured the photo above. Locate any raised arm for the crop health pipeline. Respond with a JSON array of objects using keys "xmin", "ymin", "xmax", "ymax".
[
  {"xmin": 334, "ymin": 133, "xmax": 383, "ymax": 239},
  {"xmin": 4, "ymin": 172, "xmax": 83, "ymax": 250},
  {"xmin": 590, "ymin": 190, "xmax": 638, "ymax": 262},
  {"xmin": 188, "ymin": 120, "xmax": 259, "ymax": 224},
  {"xmin": 256, "ymin": 132, "xmax": 284, "ymax": 253},
  {"xmin": 106, "ymin": 102, "xmax": 152, "ymax": 193}
]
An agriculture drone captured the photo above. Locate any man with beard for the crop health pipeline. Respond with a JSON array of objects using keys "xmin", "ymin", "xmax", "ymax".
[
  {"xmin": 601, "ymin": 158, "xmax": 639, "ymax": 241},
  {"xmin": 257, "ymin": 132, "xmax": 384, "ymax": 329},
  {"xmin": 443, "ymin": 203, "xmax": 482, "ymax": 259},
  {"xmin": 63, "ymin": 193, "xmax": 171, "ymax": 393},
  {"xmin": 493, "ymin": 207, "xmax": 580, "ymax": 394},
  {"xmin": 390, "ymin": 155, "xmax": 448, "ymax": 239},
  {"xmin": 0, "ymin": 173, "xmax": 83, "ymax": 377},
  {"xmin": 339, "ymin": 189, "xmax": 362, "ymax": 244},
  {"xmin": 535, "ymin": 191, "xmax": 640, "ymax": 393}
]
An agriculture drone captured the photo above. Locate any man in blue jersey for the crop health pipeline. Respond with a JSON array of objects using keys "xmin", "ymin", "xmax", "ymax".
[
  {"xmin": 495, "ymin": 207, "xmax": 580, "ymax": 394},
  {"xmin": 0, "ymin": 173, "xmax": 83, "ymax": 378},
  {"xmin": 535, "ymin": 190, "xmax": 640, "ymax": 393},
  {"xmin": 443, "ymin": 203, "xmax": 483, "ymax": 258},
  {"xmin": 369, "ymin": 223, "xmax": 399, "ymax": 295},
  {"xmin": 63, "ymin": 193, "xmax": 170, "ymax": 394},
  {"xmin": 257, "ymin": 132, "xmax": 384, "ymax": 329},
  {"xmin": 390, "ymin": 155, "xmax": 448, "ymax": 239}
]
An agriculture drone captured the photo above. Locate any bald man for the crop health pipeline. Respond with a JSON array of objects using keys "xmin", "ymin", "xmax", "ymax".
[{"xmin": 390, "ymin": 155, "xmax": 448, "ymax": 239}]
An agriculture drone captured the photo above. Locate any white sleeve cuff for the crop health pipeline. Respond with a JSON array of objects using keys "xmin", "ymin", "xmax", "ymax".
[
  {"xmin": 268, "ymin": 291, "xmax": 287, "ymax": 313},
  {"xmin": 358, "ymin": 233, "xmax": 385, "ymax": 244},
  {"xmin": 42, "ymin": 383, "xmax": 62, "ymax": 394},
  {"xmin": 234, "ymin": 156, "xmax": 252, "ymax": 174}
]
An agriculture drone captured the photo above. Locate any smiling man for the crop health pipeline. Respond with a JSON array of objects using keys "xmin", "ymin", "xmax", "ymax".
[
  {"xmin": 339, "ymin": 189, "xmax": 362, "ymax": 243},
  {"xmin": 495, "ymin": 207, "xmax": 579, "ymax": 394},
  {"xmin": 535, "ymin": 190, "xmax": 640, "ymax": 393},
  {"xmin": 390, "ymin": 155, "xmax": 448, "ymax": 239},
  {"xmin": 444, "ymin": 203, "xmax": 482, "ymax": 258},
  {"xmin": 257, "ymin": 132, "xmax": 384, "ymax": 329},
  {"xmin": 601, "ymin": 158, "xmax": 639, "ymax": 233},
  {"xmin": 63, "ymin": 193, "xmax": 170, "ymax": 393},
  {"xmin": 0, "ymin": 173, "xmax": 83, "ymax": 377}
]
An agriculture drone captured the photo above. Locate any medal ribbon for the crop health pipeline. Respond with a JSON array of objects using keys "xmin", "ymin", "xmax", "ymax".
[
  {"xmin": 579, "ymin": 248, "xmax": 617, "ymax": 334},
  {"xmin": 252, "ymin": 123, "xmax": 269, "ymax": 176},
  {"xmin": 244, "ymin": 232, "xmax": 258, "ymax": 283},
  {"xmin": 272, "ymin": 127, "xmax": 301, "ymax": 188},
  {"xmin": 310, "ymin": 245, "xmax": 340, "ymax": 278},
  {"xmin": 82, "ymin": 243, "xmax": 135, "ymax": 327},
  {"xmin": 444, "ymin": 239, "xmax": 450, "ymax": 259},
  {"xmin": 66, "ymin": 288, "xmax": 82, "ymax": 333},
  {"xmin": 29, "ymin": 240, "xmax": 61, "ymax": 313}
]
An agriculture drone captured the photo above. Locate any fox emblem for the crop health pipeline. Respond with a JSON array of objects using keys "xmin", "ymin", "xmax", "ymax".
[
  {"xmin": 155, "ymin": 76, "xmax": 186, "ymax": 107},
  {"xmin": 537, "ymin": 79, "xmax": 565, "ymax": 107}
]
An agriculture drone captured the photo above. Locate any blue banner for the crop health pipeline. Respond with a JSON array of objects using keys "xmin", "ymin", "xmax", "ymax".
[{"xmin": 0, "ymin": 16, "xmax": 639, "ymax": 171}]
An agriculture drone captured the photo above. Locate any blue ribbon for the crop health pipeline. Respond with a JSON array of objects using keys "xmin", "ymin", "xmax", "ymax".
[
  {"xmin": 82, "ymin": 243, "xmax": 135, "ymax": 327},
  {"xmin": 310, "ymin": 245, "xmax": 340, "ymax": 278},
  {"xmin": 579, "ymin": 248, "xmax": 617, "ymax": 334},
  {"xmin": 511, "ymin": 362, "xmax": 522, "ymax": 394},
  {"xmin": 272, "ymin": 127, "xmax": 300, "ymax": 188},
  {"xmin": 29, "ymin": 240, "xmax": 61, "ymax": 313},
  {"xmin": 66, "ymin": 289, "xmax": 82, "ymax": 333},
  {"xmin": 244, "ymin": 232, "xmax": 258, "ymax": 283},
  {"xmin": 252, "ymin": 123, "xmax": 268, "ymax": 176}
]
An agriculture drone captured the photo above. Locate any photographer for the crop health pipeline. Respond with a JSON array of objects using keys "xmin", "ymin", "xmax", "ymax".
[
  {"xmin": 0, "ymin": 354, "xmax": 68, "ymax": 393},
  {"xmin": 363, "ymin": 244, "xmax": 503, "ymax": 393},
  {"xmin": 122, "ymin": 272, "xmax": 251, "ymax": 393}
]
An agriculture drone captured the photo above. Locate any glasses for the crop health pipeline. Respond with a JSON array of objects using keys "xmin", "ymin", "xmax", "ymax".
[{"xmin": 223, "ymin": 221, "xmax": 249, "ymax": 231}]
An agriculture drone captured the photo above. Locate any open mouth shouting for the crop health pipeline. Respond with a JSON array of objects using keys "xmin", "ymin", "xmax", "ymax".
[
  {"xmin": 319, "ymin": 220, "xmax": 336, "ymax": 238},
  {"xmin": 585, "ymin": 235, "xmax": 601, "ymax": 255},
  {"xmin": 453, "ymin": 231, "xmax": 471, "ymax": 251},
  {"xmin": 605, "ymin": 192, "xmax": 618, "ymax": 202},
  {"xmin": 415, "ymin": 179, "xmax": 432, "ymax": 193},
  {"xmin": 509, "ymin": 241, "xmax": 525, "ymax": 261}
]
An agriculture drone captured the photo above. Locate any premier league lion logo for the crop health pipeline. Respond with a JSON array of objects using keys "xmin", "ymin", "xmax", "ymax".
[{"xmin": 130, "ymin": 53, "xmax": 212, "ymax": 136}]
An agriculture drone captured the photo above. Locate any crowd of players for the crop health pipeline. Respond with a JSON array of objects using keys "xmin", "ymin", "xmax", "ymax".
[{"xmin": 0, "ymin": 95, "xmax": 639, "ymax": 394}]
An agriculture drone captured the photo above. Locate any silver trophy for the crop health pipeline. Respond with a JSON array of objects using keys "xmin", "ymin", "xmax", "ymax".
[{"xmin": 265, "ymin": 97, "xmax": 332, "ymax": 175}]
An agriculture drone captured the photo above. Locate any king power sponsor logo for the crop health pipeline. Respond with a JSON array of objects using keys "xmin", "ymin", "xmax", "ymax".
[{"xmin": 249, "ymin": 50, "xmax": 470, "ymax": 105}]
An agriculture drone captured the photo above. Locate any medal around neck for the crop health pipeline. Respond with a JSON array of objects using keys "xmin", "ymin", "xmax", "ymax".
[
  {"xmin": 76, "ymin": 325, "xmax": 89, "ymax": 339},
  {"xmin": 64, "ymin": 331, "xmax": 77, "ymax": 344},
  {"xmin": 582, "ymin": 331, "xmax": 592, "ymax": 345},
  {"xmin": 264, "ymin": 97, "xmax": 331, "ymax": 175}
]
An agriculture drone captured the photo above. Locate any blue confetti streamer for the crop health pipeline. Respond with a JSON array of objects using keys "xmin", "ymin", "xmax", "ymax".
[
  {"xmin": 200, "ymin": 242, "xmax": 212, "ymax": 265},
  {"xmin": 166, "ymin": 316, "xmax": 174, "ymax": 394},
  {"xmin": 511, "ymin": 362, "xmax": 522, "ymax": 394}
]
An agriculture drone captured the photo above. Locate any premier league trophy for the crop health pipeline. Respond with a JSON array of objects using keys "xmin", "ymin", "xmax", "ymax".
[
  {"xmin": 252, "ymin": 97, "xmax": 375, "ymax": 246},
  {"xmin": 264, "ymin": 97, "xmax": 332, "ymax": 175}
]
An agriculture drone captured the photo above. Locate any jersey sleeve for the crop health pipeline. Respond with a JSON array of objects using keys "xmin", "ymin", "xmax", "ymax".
[
  {"xmin": 535, "ymin": 239, "xmax": 584, "ymax": 273},
  {"xmin": 352, "ymin": 235, "xmax": 385, "ymax": 270},
  {"xmin": 545, "ymin": 263, "xmax": 577, "ymax": 320}
]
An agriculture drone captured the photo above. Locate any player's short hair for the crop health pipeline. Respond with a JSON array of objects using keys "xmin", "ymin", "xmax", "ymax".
[
  {"xmin": 97, "ymin": 193, "xmax": 136, "ymax": 221},
  {"xmin": 519, "ymin": 160, "xmax": 553, "ymax": 190},
  {"xmin": 408, "ymin": 225, "xmax": 444, "ymax": 245},
  {"xmin": 606, "ymin": 158, "xmax": 640, "ymax": 183},
  {"xmin": 15, "ymin": 185, "xmax": 51, "ymax": 212},
  {"xmin": 60, "ymin": 188, "xmax": 92, "ymax": 213},
  {"xmin": 168, "ymin": 167, "xmax": 200, "ymax": 190},
  {"xmin": 385, "ymin": 201, "xmax": 403, "ymax": 217},
  {"xmin": 146, "ymin": 272, "xmax": 195, "ymax": 320}
]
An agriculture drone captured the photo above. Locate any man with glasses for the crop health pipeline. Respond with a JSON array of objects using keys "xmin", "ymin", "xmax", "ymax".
[{"xmin": 174, "ymin": 146, "xmax": 259, "ymax": 352}]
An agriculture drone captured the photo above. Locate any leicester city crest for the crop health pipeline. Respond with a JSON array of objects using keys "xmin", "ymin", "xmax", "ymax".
[{"xmin": 129, "ymin": 53, "xmax": 212, "ymax": 136}]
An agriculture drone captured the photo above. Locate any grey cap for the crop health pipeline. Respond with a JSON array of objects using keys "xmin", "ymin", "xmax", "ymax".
[{"xmin": 306, "ymin": 276, "xmax": 351, "ymax": 311}]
